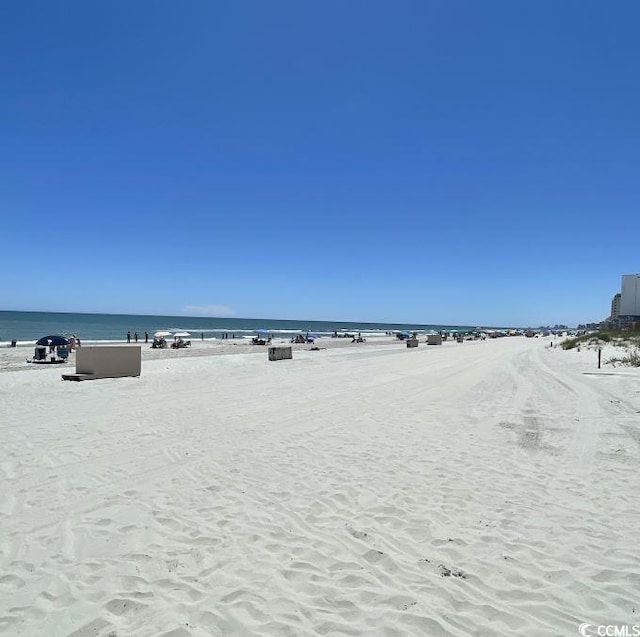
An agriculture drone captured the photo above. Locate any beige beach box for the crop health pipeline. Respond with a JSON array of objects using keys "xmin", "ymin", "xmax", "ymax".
[
  {"xmin": 406, "ymin": 338, "xmax": 419, "ymax": 348},
  {"xmin": 74, "ymin": 345, "xmax": 141, "ymax": 379},
  {"xmin": 268, "ymin": 346, "xmax": 292, "ymax": 361},
  {"xmin": 427, "ymin": 334, "xmax": 443, "ymax": 346}
]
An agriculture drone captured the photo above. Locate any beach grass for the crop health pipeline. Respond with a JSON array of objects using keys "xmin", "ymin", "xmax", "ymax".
[
  {"xmin": 561, "ymin": 328, "xmax": 640, "ymax": 350},
  {"xmin": 605, "ymin": 349, "xmax": 640, "ymax": 367}
]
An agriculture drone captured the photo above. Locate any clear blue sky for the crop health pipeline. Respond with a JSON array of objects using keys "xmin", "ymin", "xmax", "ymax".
[{"xmin": 2, "ymin": 1, "xmax": 639, "ymax": 326}]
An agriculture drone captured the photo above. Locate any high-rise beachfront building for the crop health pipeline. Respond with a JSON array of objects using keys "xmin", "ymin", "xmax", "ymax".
[
  {"xmin": 618, "ymin": 274, "xmax": 640, "ymax": 327},
  {"xmin": 610, "ymin": 293, "xmax": 621, "ymax": 322}
]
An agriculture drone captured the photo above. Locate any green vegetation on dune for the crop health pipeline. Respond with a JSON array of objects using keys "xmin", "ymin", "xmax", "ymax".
[
  {"xmin": 606, "ymin": 351, "xmax": 640, "ymax": 367},
  {"xmin": 562, "ymin": 329, "xmax": 640, "ymax": 366},
  {"xmin": 562, "ymin": 331, "xmax": 613, "ymax": 350}
]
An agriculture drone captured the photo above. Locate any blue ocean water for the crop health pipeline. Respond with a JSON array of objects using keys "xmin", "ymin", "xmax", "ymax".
[{"xmin": 0, "ymin": 311, "xmax": 482, "ymax": 344}]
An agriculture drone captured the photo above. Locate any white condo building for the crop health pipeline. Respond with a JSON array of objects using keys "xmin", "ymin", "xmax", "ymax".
[{"xmin": 620, "ymin": 274, "xmax": 640, "ymax": 318}]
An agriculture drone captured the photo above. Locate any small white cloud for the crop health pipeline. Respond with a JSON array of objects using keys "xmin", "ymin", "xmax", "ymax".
[{"xmin": 182, "ymin": 304, "xmax": 235, "ymax": 317}]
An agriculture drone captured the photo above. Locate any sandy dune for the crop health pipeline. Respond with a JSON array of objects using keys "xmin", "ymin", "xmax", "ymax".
[{"xmin": 0, "ymin": 338, "xmax": 638, "ymax": 636}]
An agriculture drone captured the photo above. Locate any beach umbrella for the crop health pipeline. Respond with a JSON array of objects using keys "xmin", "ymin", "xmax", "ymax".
[
  {"xmin": 35, "ymin": 335, "xmax": 69, "ymax": 346},
  {"xmin": 154, "ymin": 331, "xmax": 172, "ymax": 338},
  {"xmin": 173, "ymin": 331, "xmax": 191, "ymax": 338}
]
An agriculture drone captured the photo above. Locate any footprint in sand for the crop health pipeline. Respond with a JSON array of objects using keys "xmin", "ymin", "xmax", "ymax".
[
  {"xmin": 346, "ymin": 525, "xmax": 369, "ymax": 540},
  {"xmin": 8, "ymin": 561, "xmax": 35, "ymax": 576},
  {"xmin": 104, "ymin": 597, "xmax": 148, "ymax": 617},
  {"xmin": 0, "ymin": 574, "xmax": 25, "ymax": 591},
  {"xmin": 66, "ymin": 617, "xmax": 114, "ymax": 637}
]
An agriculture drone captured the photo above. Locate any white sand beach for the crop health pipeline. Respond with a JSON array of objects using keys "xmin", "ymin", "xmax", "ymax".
[{"xmin": 1, "ymin": 337, "xmax": 638, "ymax": 636}]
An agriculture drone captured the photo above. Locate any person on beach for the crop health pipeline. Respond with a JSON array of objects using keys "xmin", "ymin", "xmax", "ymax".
[
  {"xmin": 201, "ymin": 333, "xmax": 204, "ymax": 340},
  {"xmin": 134, "ymin": 332, "xmax": 138, "ymax": 343},
  {"xmin": 127, "ymin": 331, "xmax": 131, "ymax": 343},
  {"xmin": 145, "ymin": 331, "xmax": 148, "ymax": 343}
]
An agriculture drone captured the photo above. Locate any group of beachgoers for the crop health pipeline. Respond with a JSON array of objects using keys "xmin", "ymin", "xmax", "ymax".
[
  {"xmin": 126, "ymin": 331, "xmax": 148, "ymax": 344},
  {"xmin": 329, "ymin": 331, "xmax": 366, "ymax": 343}
]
